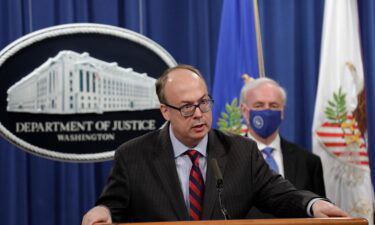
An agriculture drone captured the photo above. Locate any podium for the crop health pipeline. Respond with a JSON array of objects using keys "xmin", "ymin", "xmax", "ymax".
[{"xmin": 97, "ymin": 218, "xmax": 367, "ymax": 225}]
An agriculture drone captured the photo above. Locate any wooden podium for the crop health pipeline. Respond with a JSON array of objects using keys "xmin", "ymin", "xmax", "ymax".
[{"xmin": 97, "ymin": 218, "xmax": 367, "ymax": 225}]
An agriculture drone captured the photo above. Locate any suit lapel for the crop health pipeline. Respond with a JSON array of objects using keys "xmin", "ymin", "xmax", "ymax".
[
  {"xmin": 281, "ymin": 137, "xmax": 297, "ymax": 183},
  {"xmin": 202, "ymin": 130, "xmax": 227, "ymax": 219},
  {"xmin": 152, "ymin": 125, "xmax": 189, "ymax": 220}
]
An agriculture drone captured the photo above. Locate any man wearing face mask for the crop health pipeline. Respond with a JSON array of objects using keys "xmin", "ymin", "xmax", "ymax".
[{"xmin": 240, "ymin": 77, "xmax": 326, "ymax": 219}]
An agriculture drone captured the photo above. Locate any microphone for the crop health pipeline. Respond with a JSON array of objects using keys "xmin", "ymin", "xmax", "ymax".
[
  {"xmin": 212, "ymin": 158, "xmax": 223, "ymax": 188},
  {"xmin": 211, "ymin": 159, "xmax": 230, "ymax": 220}
]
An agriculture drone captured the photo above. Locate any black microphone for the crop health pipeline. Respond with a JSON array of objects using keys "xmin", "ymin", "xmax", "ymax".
[{"xmin": 211, "ymin": 159, "xmax": 230, "ymax": 220}]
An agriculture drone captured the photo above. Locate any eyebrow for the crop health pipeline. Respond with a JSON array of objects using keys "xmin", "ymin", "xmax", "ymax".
[{"xmin": 180, "ymin": 94, "xmax": 208, "ymax": 105}]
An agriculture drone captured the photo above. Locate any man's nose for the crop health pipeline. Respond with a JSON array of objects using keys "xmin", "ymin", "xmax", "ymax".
[
  {"xmin": 193, "ymin": 106, "xmax": 203, "ymax": 117},
  {"xmin": 263, "ymin": 104, "xmax": 272, "ymax": 110}
]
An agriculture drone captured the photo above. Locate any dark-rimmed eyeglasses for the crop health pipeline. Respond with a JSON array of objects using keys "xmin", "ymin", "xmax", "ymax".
[{"xmin": 163, "ymin": 99, "xmax": 214, "ymax": 117}]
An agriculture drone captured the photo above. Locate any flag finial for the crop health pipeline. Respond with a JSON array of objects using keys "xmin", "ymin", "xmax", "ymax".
[{"xmin": 242, "ymin": 74, "xmax": 254, "ymax": 84}]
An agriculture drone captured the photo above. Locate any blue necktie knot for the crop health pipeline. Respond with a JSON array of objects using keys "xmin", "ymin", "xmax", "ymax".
[
  {"xmin": 261, "ymin": 147, "xmax": 279, "ymax": 173},
  {"xmin": 262, "ymin": 147, "xmax": 274, "ymax": 156}
]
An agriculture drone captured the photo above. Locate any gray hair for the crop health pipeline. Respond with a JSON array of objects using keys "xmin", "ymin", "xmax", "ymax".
[{"xmin": 240, "ymin": 77, "xmax": 287, "ymax": 105}]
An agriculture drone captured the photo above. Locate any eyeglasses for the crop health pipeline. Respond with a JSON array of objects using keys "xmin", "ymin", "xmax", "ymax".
[{"xmin": 164, "ymin": 99, "xmax": 214, "ymax": 117}]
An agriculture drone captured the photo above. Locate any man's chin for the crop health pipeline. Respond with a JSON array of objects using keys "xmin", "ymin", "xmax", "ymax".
[{"xmin": 191, "ymin": 130, "xmax": 209, "ymax": 141}]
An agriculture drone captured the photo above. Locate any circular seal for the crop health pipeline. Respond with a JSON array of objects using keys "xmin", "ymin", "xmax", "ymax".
[
  {"xmin": 0, "ymin": 23, "xmax": 177, "ymax": 162},
  {"xmin": 252, "ymin": 115, "xmax": 264, "ymax": 129}
]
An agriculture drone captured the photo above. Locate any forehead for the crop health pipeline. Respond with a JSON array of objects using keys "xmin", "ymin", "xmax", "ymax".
[
  {"xmin": 246, "ymin": 83, "xmax": 283, "ymax": 103},
  {"xmin": 164, "ymin": 69, "xmax": 208, "ymax": 103}
]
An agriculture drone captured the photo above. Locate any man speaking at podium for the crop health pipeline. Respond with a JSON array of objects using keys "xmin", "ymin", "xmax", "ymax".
[{"xmin": 82, "ymin": 65, "xmax": 348, "ymax": 225}]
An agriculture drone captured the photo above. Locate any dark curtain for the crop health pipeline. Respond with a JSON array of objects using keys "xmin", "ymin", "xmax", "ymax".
[
  {"xmin": 0, "ymin": 0, "xmax": 373, "ymax": 225},
  {"xmin": 358, "ymin": 0, "xmax": 375, "ymax": 191},
  {"xmin": 257, "ymin": 0, "xmax": 324, "ymax": 148},
  {"xmin": 0, "ymin": 1, "xmax": 222, "ymax": 225}
]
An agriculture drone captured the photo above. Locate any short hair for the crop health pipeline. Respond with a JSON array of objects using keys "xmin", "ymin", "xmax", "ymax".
[
  {"xmin": 155, "ymin": 64, "xmax": 205, "ymax": 104},
  {"xmin": 240, "ymin": 77, "xmax": 287, "ymax": 105}
]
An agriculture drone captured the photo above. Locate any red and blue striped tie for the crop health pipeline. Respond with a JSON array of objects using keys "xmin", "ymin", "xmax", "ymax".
[{"xmin": 187, "ymin": 149, "xmax": 204, "ymax": 220}]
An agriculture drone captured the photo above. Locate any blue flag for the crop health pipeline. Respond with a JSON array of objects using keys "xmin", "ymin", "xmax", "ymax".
[{"xmin": 212, "ymin": 0, "xmax": 260, "ymax": 129}]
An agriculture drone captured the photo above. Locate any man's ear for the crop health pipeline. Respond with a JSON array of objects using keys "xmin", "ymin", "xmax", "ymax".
[
  {"xmin": 240, "ymin": 103, "xmax": 250, "ymax": 124},
  {"xmin": 160, "ymin": 104, "xmax": 170, "ymax": 121},
  {"xmin": 281, "ymin": 106, "xmax": 285, "ymax": 120}
]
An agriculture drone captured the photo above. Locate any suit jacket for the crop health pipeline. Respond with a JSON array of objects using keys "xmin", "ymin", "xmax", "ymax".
[
  {"xmin": 96, "ymin": 125, "xmax": 321, "ymax": 222},
  {"xmin": 247, "ymin": 137, "xmax": 326, "ymax": 218}
]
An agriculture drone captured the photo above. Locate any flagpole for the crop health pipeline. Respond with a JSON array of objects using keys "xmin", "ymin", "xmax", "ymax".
[{"xmin": 253, "ymin": 0, "xmax": 265, "ymax": 77}]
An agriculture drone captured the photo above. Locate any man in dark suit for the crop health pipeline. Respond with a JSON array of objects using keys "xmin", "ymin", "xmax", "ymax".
[
  {"xmin": 82, "ymin": 65, "xmax": 347, "ymax": 225},
  {"xmin": 239, "ymin": 77, "xmax": 326, "ymax": 218}
]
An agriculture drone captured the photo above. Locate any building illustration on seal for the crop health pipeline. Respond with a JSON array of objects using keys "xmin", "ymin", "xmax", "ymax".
[{"xmin": 6, "ymin": 50, "xmax": 160, "ymax": 114}]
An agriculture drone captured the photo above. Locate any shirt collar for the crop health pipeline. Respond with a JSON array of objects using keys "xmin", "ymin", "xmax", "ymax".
[
  {"xmin": 169, "ymin": 124, "xmax": 208, "ymax": 158},
  {"xmin": 248, "ymin": 132, "xmax": 281, "ymax": 152}
]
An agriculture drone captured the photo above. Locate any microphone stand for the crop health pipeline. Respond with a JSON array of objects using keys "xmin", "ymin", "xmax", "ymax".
[
  {"xmin": 216, "ymin": 179, "xmax": 230, "ymax": 220},
  {"xmin": 212, "ymin": 159, "xmax": 231, "ymax": 220}
]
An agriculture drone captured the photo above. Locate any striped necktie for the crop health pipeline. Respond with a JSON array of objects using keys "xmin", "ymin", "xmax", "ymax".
[
  {"xmin": 261, "ymin": 147, "xmax": 279, "ymax": 173},
  {"xmin": 186, "ymin": 149, "xmax": 204, "ymax": 220}
]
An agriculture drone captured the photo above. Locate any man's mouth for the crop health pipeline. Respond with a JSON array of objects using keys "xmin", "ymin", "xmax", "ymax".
[{"xmin": 192, "ymin": 123, "xmax": 206, "ymax": 131}]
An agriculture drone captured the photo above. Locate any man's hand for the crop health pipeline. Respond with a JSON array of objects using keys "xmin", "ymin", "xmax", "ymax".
[
  {"xmin": 312, "ymin": 200, "xmax": 350, "ymax": 218},
  {"xmin": 82, "ymin": 206, "xmax": 112, "ymax": 225}
]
